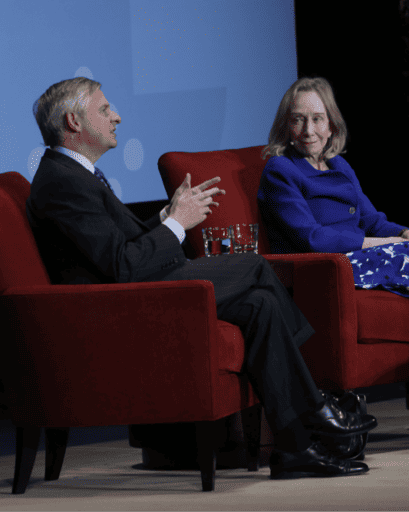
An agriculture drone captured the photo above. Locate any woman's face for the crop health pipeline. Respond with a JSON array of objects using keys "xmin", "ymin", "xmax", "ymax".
[{"xmin": 288, "ymin": 91, "xmax": 332, "ymax": 161}]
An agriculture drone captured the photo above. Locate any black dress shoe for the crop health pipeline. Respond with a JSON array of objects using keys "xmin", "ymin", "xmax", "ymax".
[
  {"xmin": 270, "ymin": 442, "xmax": 369, "ymax": 479},
  {"xmin": 303, "ymin": 399, "xmax": 377, "ymax": 437}
]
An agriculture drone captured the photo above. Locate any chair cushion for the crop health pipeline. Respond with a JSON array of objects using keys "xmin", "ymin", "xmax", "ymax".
[
  {"xmin": 357, "ymin": 289, "xmax": 409, "ymax": 343},
  {"xmin": 216, "ymin": 320, "xmax": 245, "ymax": 372},
  {"xmin": 0, "ymin": 187, "xmax": 50, "ymax": 292},
  {"xmin": 158, "ymin": 147, "xmax": 271, "ymax": 257}
]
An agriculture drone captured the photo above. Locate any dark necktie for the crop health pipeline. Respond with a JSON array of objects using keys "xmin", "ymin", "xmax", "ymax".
[{"xmin": 94, "ymin": 167, "xmax": 114, "ymax": 193}]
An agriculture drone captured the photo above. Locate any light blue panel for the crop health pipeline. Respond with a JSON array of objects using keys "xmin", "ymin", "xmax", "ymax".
[
  {"xmin": 128, "ymin": 0, "xmax": 297, "ymax": 197},
  {"xmin": 130, "ymin": 0, "xmax": 297, "ymax": 148},
  {"xmin": 130, "ymin": 2, "xmax": 236, "ymax": 94},
  {"xmin": 0, "ymin": 0, "xmax": 133, "ymax": 198},
  {"xmin": 127, "ymin": 86, "xmax": 227, "ymax": 198},
  {"xmin": 1, "ymin": 0, "xmax": 296, "ymax": 203}
]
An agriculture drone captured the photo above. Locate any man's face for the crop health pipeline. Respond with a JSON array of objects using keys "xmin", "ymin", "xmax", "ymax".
[{"xmin": 78, "ymin": 89, "xmax": 121, "ymax": 159}]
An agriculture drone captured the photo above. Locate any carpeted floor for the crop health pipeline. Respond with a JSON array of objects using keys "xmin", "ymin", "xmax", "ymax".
[{"xmin": 1, "ymin": 396, "xmax": 409, "ymax": 511}]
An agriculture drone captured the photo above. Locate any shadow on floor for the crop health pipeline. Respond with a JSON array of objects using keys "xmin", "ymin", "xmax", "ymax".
[{"xmin": 0, "ymin": 382, "xmax": 407, "ymax": 458}]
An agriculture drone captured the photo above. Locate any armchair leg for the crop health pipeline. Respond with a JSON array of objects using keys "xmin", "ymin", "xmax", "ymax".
[
  {"xmin": 45, "ymin": 428, "xmax": 69, "ymax": 481},
  {"xmin": 195, "ymin": 421, "xmax": 216, "ymax": 491},
  {"xmin": 241, "ymin": 404, "xmax": 262, "ymax": 471},
  {"xmin": 12, "ymin": 426, "xmax": 41, "ymax": 494}
]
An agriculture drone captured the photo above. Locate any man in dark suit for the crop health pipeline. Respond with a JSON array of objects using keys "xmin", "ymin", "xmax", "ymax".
[{"xmin": 26, "ymin": 77, "xmax": 377, "ymax": 479}]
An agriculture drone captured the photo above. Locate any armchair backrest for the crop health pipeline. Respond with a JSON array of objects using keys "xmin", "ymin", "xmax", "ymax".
[
  {"xmin": 158, "ymin": 146, "xmax": 271, "ymax": 257},
  {"xmin": 0, "ymin": 172, "xmax": 50, "ymax": 292}
]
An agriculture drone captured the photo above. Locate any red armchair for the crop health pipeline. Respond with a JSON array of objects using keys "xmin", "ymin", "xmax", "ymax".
[
  {"xmin": 0, "ymin": 171, "xmax": 268, "ymax": 493},
  {"xmin": 158, "ymin": 145, "xmax": 409, "ymax": 393}
]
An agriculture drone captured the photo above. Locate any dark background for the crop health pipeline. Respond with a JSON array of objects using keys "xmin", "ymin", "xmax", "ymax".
[{"xmin": 294, "ymin": 0, "xmax": 409, "ymax": 228}]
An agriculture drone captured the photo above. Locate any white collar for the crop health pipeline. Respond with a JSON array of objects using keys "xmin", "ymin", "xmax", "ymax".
[{"xmin": 52, "ymin": 146, "xmax": 95, "ymax": 174}]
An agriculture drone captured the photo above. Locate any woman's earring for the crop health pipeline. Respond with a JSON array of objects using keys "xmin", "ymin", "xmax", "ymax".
[{"xmin": 290, "ymin": 141, "xmax": 294, "ymax": 145}]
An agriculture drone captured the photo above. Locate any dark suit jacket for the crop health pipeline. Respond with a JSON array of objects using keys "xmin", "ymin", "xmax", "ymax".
[{"xmin": 26, "ymin": 149, "xmax": 187, "ymax": 284}]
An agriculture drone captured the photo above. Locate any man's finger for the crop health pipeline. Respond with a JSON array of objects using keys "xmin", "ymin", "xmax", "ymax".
[
  {"xmin": 199, "ymin": 187, "xmax": 226, "ymax": 198},
  {"xmin": 195, "ymin": 176, "xmax": 221, "ymax": 192}
]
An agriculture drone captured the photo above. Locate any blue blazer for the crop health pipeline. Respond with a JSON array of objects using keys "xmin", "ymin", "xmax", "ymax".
[{"xmin": 257, "ymin": 148, "xmax": 407, "ymax": 254}]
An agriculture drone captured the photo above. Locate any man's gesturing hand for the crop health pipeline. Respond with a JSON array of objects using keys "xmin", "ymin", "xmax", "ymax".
[{"xmin": 168, "ymin": 173, "xmax": 225, "ymax": 230}]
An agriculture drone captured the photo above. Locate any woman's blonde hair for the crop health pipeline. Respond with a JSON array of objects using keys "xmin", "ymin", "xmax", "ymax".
[
  {"xmin": 33, "ymin": 77, "xmax": 101, "ymax": 148},
  {"xmin": 261, "ymin": 77, "xmax": 347, "ymax": 160}
]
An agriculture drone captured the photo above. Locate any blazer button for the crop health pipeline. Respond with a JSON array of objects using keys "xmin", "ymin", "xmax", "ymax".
[{"xmin": 349, "ymin": 207, "xmax": 356, "ymax": 214}]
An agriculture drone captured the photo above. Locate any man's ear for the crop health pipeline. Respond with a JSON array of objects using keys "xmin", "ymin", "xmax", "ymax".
[{"xmin": 65, "ymin": 112, "xmax": 82, "ymax": 133}]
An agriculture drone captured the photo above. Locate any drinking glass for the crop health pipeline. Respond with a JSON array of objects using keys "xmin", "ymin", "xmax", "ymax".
[
  {"xmin": 202, "ymin": 226, "xmax": 232, "ymax": 257},
  {"xmin": 202, "ymin": 224, "xmax": 259, "ymax": 256},
  {"xmin": 230, "ymin": 223, "xmax": 259, "ymax": 254}
]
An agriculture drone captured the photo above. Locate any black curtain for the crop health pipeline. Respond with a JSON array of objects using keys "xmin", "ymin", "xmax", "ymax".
[{"xmin": 294, "ymin": 0, "xmax": 409, "ymax": 226}]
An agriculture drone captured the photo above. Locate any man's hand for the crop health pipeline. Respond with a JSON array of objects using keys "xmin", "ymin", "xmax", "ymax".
[{"xmin": 168, "ymin": 173, "xmax": 225, "ymax": 230}]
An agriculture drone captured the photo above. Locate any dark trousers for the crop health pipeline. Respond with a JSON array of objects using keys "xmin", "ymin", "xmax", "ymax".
[{"xmin": 156, "ymin": 253, "xmax": 324, "ymax": 433}]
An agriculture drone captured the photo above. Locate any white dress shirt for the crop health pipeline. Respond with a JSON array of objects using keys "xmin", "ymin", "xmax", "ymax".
[{"xmin": 52, "ymin": 146, "xmax": 185, "ymax": 244}]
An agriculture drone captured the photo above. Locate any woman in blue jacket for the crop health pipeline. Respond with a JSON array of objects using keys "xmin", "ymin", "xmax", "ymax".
[{"xmin": 257, "ymin": 76, "xmax": 409, "ymax": 297}]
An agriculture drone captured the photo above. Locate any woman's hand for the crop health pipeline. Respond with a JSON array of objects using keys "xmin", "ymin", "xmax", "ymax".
[{"xmin": 362, "ymin": 237, "xmax": 407, "ymax": 249}]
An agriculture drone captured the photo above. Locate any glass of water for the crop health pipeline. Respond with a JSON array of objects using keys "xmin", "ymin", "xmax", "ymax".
[
  {"xmin": 202, "ymin": 226, "xmax": 232, "ymax": 257},
  {"xmin": 202, "ymin": 224, "xmax": 259, "ymax": 256},
  {"xmin": 230, "ymin": 223, "xmax": 259, "ymax": 254}
]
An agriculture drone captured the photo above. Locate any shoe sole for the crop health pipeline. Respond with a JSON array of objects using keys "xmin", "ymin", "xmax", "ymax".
[{"xmin": 270, "ymin": 467, "xmax": 369, "ymax": 479}]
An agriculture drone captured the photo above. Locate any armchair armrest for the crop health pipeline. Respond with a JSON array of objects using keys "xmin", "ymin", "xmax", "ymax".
[
  {"xmin": 262, "ymin": 253, "xmax": 358, "ymax": 389},
  {"xmin": 1, "ymin": 280, "xmax": 224, "ymax": 426}
]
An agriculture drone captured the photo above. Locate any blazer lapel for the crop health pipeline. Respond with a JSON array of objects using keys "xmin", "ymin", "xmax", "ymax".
[{"xmin": 44, "ymin": 149, "xmax": 154, "ymax": 232}]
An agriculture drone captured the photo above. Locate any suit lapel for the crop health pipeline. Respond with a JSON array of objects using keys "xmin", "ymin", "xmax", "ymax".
[{"xmin": 43, "ymin": 149, "xmax": 153, "ymax": 232}]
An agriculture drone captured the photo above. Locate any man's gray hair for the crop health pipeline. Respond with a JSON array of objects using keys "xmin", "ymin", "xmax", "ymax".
[{"xmin": 33, "ymin": 77, "xmax": 101, "ymax": 147}]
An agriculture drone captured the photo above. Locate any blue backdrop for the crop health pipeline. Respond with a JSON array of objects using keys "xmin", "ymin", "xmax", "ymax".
[{"xmin": 0, "ymin": 0, "xmax": 297, "ymax": 203}]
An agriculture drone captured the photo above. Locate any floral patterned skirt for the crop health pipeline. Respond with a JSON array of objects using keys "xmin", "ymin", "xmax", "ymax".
[{"xmin": 345, "ymin": 242, "xmax": 409, "ymax": 298}]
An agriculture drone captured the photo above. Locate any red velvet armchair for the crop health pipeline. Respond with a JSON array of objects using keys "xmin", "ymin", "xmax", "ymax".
[
  {"xmin": 158, "ymin": 145, "xmax": 409, "ymax": 393},
  {"xmin": 0, "ymin": 171, "xmax": 271, "ymax": 493}
]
